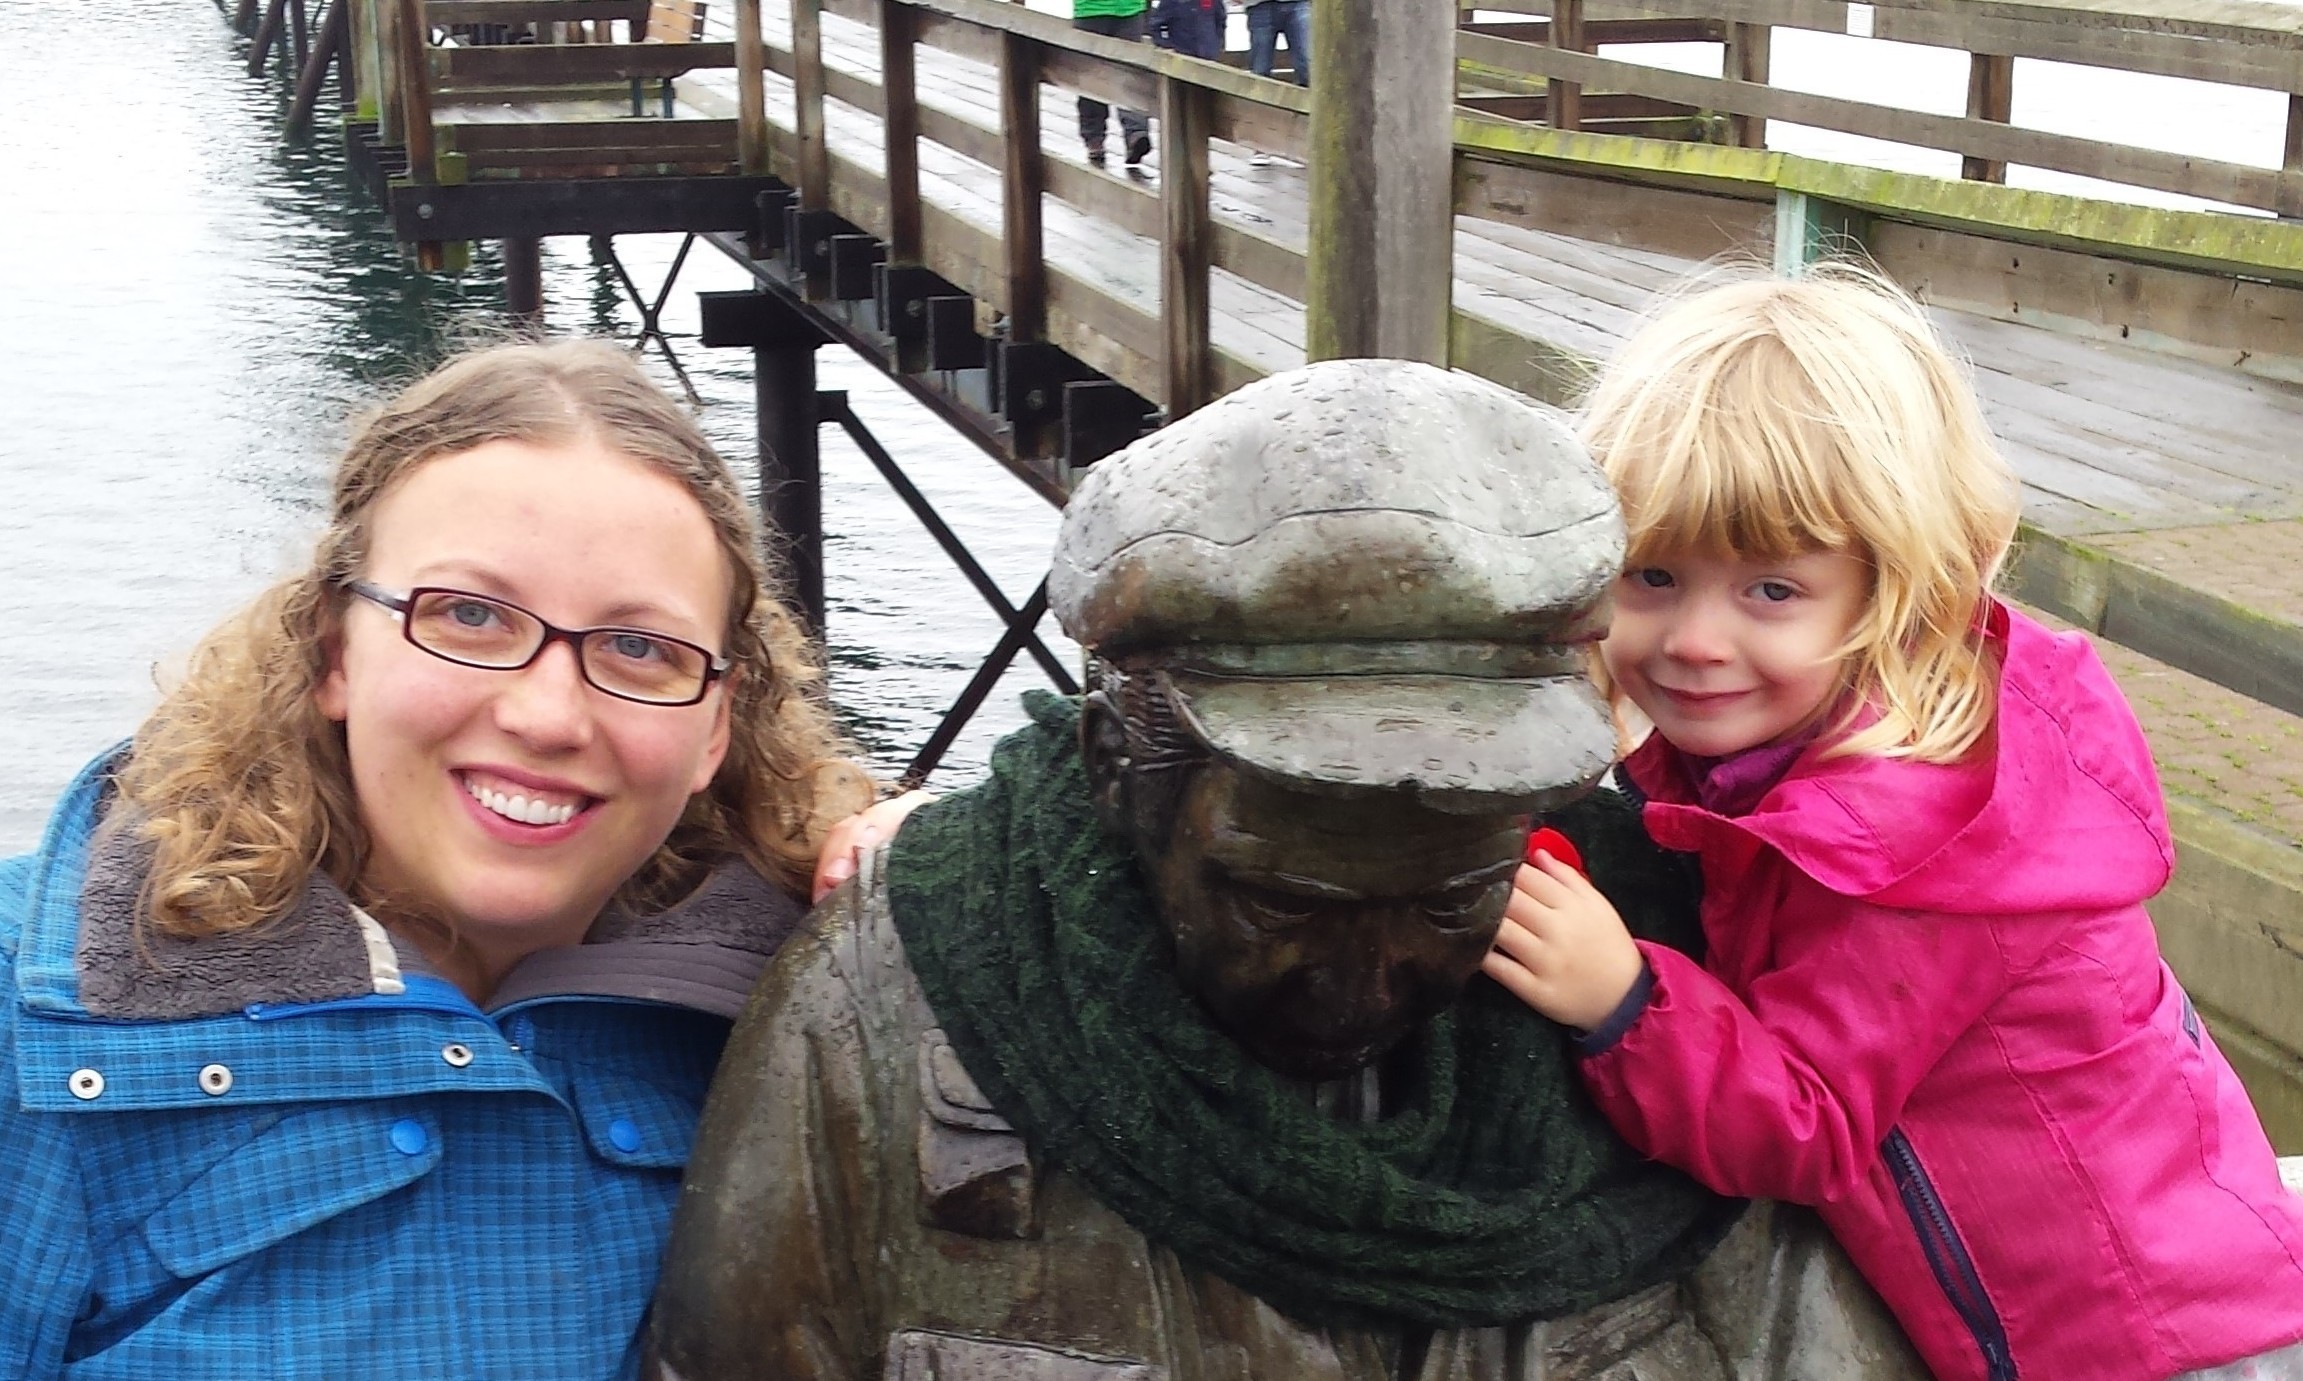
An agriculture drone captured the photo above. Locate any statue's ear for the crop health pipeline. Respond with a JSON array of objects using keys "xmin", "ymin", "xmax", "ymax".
[{"xmin": 1079, "ymin": 690, "xmax": 1133, "ymax": 839}]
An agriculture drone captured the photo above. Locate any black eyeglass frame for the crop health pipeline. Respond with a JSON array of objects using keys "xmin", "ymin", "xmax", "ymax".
[{"xmin": 345, "ymin": 580, "xmax": 734, "ymax": 708}]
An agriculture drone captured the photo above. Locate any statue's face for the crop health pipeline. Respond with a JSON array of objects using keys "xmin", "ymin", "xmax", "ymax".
[{"xmin": 1139, "ymin": 761, "xmax": 1529, "ymax": 1081}]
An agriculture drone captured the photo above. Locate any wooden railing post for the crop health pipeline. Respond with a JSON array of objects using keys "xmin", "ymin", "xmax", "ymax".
[
  {"xmin": 348, "ymin": 0, "xmax": 381, "ymax": 124},
  {"xmin": 2283, "ymin": 95, "xmax": 2303, "ymax": 219},
  {"xmin": 1548, "ymin": 0, "xmax": 1584, "ymax": 132},
  {"xmin": 880, "ymin": 0, "xmax": 921, "ymax": 261},
  {"xmin": 1723, "ymin": 20, "xmax": 1769, "ymax": 147},
  {"xmin": 793, "ymin": 0, "xmax": 829, "ymax": 206},
  {"xmin": 736, "ymin": 0, "xmax": 768, "ymax": 174},
  {"xmin": 1306, "ymin": 0, "xmax": 1454, "ymax": 364},
  {"xmin": 372, "ymin": 0, "xmax": 403, "ymax": 148},
  {"xmin": 999, "ymin": 32, "xmax": 1046, "ymax": 344},
  {"xmin": 1963, "ymin": 52, "xmax": 2014, "ymax": 182},
  {"xmin": 1160, "ymin": 74, "xmax": 1213, "ymax": 419},
  {"xmin": 396, "ymin": 0, "xmax": 435, "ymax": 179}
]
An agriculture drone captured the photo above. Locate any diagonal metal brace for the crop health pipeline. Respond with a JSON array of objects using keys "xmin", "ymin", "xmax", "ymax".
[
  {"xmin": 902, "ymin": 579, "xmax": 1059, "ymax": 790},
  {"xmin": 821, "ymin": 392, "xmax": 1077, "ymax": 698},
  {"xmin": 593, "ymin": 232, "xmax": 701, "ymax": 405}
]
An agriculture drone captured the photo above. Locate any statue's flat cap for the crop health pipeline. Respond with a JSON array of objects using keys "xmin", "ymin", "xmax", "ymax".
[{"xmin": 1050, "ymin": 359, "xmax": 1623, "ymax": 812}]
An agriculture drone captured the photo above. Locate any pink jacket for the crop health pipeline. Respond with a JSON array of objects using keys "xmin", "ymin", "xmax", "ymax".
[{"xmin": 1583, "ymin": 603, "xmax": 2303, "ymax": 1381}]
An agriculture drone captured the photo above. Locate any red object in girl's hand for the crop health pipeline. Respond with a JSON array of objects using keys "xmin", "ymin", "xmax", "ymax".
[{"xmin": 1526, "ymin": 826, "xmax": 1586, "ymax": 876}]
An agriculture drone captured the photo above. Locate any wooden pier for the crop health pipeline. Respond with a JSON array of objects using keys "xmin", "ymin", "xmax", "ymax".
[{"xmin": 239, "ymin": 0, "xmax": 2303, "ymax": 1142}]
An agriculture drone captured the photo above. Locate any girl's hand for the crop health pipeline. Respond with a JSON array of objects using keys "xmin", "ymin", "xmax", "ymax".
[
  {"xmin": 811, "ymin": 790, "xmax": 936, "ymax": 903},
  {"xmin": 1481, "ymin": 849, "xmax": 1645, "ymax": 1031}
]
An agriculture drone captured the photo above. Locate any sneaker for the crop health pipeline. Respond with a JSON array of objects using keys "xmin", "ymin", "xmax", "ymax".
[
  {"xmin": 1086, "ymin": 141, "xmax": 1107, "ymax": 167},
  {"xmin": 1125, "ymin": 132, "xmax": 1152, "ymax": 166},
  {"xmin": 1249, "ymin": 150, "xmax": 1272, "ymax": 168}
]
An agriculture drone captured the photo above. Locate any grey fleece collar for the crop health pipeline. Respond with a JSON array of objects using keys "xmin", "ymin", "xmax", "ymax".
[{"xmin": 75, "ymin": 822, "xmax": 805, "ymax": 1022}]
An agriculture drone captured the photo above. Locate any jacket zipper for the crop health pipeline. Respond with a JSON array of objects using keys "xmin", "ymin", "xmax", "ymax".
[{"xmin": 1883, "ymin": 1128, "xmax": 2017, "ymax": 1381}]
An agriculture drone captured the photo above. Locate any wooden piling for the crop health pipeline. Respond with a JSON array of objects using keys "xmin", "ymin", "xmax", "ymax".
[
  {"xmin": 249, "ymin": 0, "xmax": 290, "ymax": 75},
  {"xmin": 504, "ymin": 239, "xmax": 545, "ymax": 324},
  {"xmin": 395, "ymin": 0, "xmax": 434, "ymax": 178},
  {"xmin": 290, "ymin": 0, "xmax": 310, "ymax": 72},
  {"xmin": 234, "ymin": 0, "xmax": 260, "ymax": 35},
  {"xmin": 1305, "ymin": 0, "xmax": 1455, "ymax": 364},
  {"xmin": 285, "ymin": 0, "xmax": 348, "ymax": 134}
]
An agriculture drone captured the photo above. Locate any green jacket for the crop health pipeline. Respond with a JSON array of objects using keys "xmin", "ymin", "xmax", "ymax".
[{"xmin": 1075, "ymin": 0, "xmax": 1147, "ymax": 18}]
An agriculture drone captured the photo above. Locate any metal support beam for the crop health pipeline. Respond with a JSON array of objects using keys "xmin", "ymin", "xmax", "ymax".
[
  {"xmin": 503, "ymin": 237, "xmax": 543, "ymax": 326},
  {"xmin": 821, "ymin": 394, "xmax": 1078, "ymax": 695},
  {"xmin": 901, "ymin": 579, "xmax": 1056, "ymax": 789},
  {"xmin": 1305, "ymin": 0, "xmax": 1454, "ymax": 364},
  {"xmin": 699, "ymin": 289, "xmax": 832, "ymax": 638}
]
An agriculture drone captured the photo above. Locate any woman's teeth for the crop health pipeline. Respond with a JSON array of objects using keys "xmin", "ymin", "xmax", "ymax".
[{"xmin": 465, "ymin": 779, "xmax": 579, "ymax": 826}]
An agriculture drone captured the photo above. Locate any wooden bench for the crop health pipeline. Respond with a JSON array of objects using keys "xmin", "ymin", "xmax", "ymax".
[{"xmin": 633, "ymin": 0, "xmax": 705, "ymax": 118}]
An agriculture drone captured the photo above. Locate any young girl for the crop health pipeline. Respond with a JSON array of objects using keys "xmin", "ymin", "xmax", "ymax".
[
  {"xmin": 1482, "ymin": 271, "xmax": 2303, "ymax": 1381},
  {"xmin": 0, "ymin": 340, "xmax": 873, "ymax": 1377}
]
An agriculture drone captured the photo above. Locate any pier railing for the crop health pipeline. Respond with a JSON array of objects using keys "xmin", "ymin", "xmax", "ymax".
[{"xmin": 1458, "ymin": 0, "xmax": 2303, "ymax": 215}]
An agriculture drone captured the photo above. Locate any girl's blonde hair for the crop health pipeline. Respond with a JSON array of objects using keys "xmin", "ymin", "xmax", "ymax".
[
  {"xmin": 117, "ymin": 339, "xmax": 873, "ymax": 941},
  {"xmin": 1579, "ymin": 266, "xmax": 2021, "ymax": 763}
]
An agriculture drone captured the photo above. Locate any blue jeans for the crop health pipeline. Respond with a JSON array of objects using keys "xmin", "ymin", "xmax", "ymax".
[{"xmin": 1246, "ymin": 0, "xmax": 1308, "ymax": 86}]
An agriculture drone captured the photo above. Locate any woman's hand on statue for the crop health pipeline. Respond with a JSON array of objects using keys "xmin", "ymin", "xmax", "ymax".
[
  {"xmin": 1481, "ymin": 850, "xmax": 1645, "ymax": 1032},
  {"xmin": 811, "ymin": 790, "xmax": 937, "ymax": 902}
]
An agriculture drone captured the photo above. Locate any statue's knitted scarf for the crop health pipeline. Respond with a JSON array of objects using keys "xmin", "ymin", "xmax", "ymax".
[{"xmin": 886, "ymin": 692, "xmax": 1741, "ymax": 1332}]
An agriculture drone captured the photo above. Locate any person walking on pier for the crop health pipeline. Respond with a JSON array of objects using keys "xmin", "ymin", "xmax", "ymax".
[
  {"xmin": 1483, "ymin": 270, "xmax": 2303, "ymax": 1381},
  {"xmin": 0, "ymin": 340, "xmax": 874, "ymax": 1379},
  {"xmin": 1074, "ymin": 0, "xmax": 1153, "ymax": 168},
  {"xmin": 1242, "ymin": 0, "xmax": 1307, "ymax": 165}
]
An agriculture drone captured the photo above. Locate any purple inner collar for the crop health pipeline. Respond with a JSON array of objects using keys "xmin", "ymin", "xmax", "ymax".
[{"xmin": 1681, "ymin": 729, "xmax": 1819, "ymax": 818}]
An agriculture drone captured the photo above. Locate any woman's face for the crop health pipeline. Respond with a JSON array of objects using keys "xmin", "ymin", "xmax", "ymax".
[{"xmin": 318, "ymin": 436, "xmax": 735, "ymax": 971}]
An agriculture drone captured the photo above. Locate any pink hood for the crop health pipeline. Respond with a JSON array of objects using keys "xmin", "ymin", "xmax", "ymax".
[{"xmin": 1683, "ymin": 602, "xmax": 2175, "ymax": 916}]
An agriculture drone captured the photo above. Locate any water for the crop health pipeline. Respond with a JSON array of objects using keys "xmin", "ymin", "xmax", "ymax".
[
  {"xmin": 0, "ymin": 0, "xmax": 1069, "ymax": 854},
  {"xmin": 1, "ymin": 1, "xmax": 2286, "ymax": 854}
]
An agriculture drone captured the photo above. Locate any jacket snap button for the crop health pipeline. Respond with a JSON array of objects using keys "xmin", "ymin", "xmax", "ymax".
[
  {"xmin": 67, "ymin": 1068, "xmax": 104, "ymax": 1100},
  {"xmin": 608, "ymin": 1117, "xmax": 642, "ymax": 1154},
  {"xmin": 198, "ymin": 1063, "xmax": 233, "ymax": 1096},
  {"xmin": 389, "ymin": 1119, "xmax": 429, "ymax": 1156},
  {"xmin": 440, "ymin": 1043, "xmax": 474, "ymax": 1069}
]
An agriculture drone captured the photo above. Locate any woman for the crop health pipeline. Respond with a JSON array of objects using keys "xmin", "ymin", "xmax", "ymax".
[{"xmin": 0, "ymin": 340, "xmax": 873, "ymax": 1377}]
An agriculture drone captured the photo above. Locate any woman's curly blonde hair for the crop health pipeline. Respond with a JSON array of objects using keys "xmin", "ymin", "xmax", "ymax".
[{"xmin": 116, "ymin": 339, "xmax": 873, "ymax": 941}]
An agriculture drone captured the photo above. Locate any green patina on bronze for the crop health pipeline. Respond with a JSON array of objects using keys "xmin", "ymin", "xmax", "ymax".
[{"xmin": 885, "ymin": 691, "xmax": 1739, "ymax": 1332}]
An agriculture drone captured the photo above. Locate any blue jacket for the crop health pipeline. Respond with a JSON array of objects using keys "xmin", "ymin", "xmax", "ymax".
[
  {"xmin": 1151, "ymin": 0, "xmax": 1225, "ymax": 58},
  {"xmin": 0, "ymin": 751, "xmax": 806, "ymax": 1378}
]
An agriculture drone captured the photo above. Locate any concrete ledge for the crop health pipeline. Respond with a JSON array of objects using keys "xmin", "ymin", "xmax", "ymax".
[{"xmin": 2152, "ymin": 797, "xmax": 2303, "ymax": 1153}]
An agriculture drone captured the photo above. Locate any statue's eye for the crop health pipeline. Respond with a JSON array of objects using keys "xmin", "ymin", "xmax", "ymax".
[
  {"xmin": 1238, "ymin": 886, "xmax": 1322, "ymax": 931},
  {"xmin": 1424, "ymin": 879, "xmax": 1509, "ymax": 934}
]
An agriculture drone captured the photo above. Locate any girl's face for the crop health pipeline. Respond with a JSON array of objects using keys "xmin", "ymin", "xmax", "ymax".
[
  {"xmin": 1600, "ymin": 547, "xmax": 1869, "ymax": 759},
  {"xmin": 317, "ymin": 437, "xmax": 735, "ymax": 976}
]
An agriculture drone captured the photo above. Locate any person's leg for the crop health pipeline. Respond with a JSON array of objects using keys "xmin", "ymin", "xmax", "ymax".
[
  {"xmin": 1074, "ymin": 14, "xmax": 1120, "ymax": 158},
  {"xmin": 1112, "ymin": 12, "xmax": 1152, "ymax": 163},
  {"xmin": 1279, "ymin": 0, "xmax": 1309, "ymax": 86},
  {"xmin": 1246, "ymin": 3, "xmax": 1278, "ymax": 77}
]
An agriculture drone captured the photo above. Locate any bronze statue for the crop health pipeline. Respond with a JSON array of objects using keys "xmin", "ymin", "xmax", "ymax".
[{"xmin": 649, "ymin": 361, "xmax": 1928, "ymax": 1381}]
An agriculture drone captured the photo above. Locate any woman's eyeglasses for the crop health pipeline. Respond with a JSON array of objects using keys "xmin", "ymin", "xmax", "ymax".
[{"xmin": 346, "ymin": 582, "xmax": 732, "ymax": 707}]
